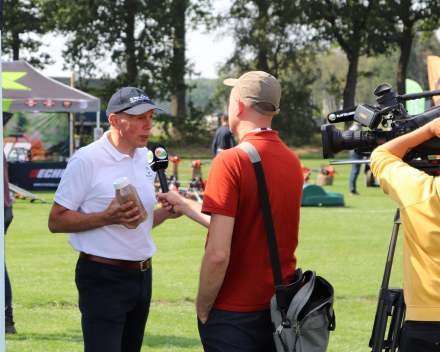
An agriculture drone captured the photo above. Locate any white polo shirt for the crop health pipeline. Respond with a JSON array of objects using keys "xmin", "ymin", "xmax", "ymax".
[{"xmin": 54, "ymin": 131, "xmax": 157, "ymax": 260}]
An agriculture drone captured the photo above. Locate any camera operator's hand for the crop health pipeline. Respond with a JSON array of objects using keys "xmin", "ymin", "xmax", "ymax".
[
  {"xmin": 427, "ymin": 117, "xmax": 440, "ymax": 139},
  {"xmin": 380, "ymin": 117, "xmax": 440, "ymax": 159}
]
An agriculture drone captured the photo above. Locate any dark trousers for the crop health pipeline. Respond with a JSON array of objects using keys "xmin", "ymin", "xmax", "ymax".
[
  {"xmin": 198, "ymin": 308, "xmax": 276, "ymax": 352},
  {"xmin": 4, "ymin": 206, "xmax": 13, "ymax": 320},
  {"xmin": 399, "ymin": 320, "xmax": 440, "ymax": 352},
  {"xmin": 5, "ymin": 265, "xmax": 12, "ymax": 320},
  {"xmin": 349, "ymin": 150, "xmax": 363, "ymax": 193},
  {"xmin": 75, "ymin": 256, "xmax": 152, "ymax": 352}
]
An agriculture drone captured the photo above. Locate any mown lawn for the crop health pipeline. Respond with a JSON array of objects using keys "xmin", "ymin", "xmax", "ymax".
[{"xmin": 5, "ymin": 152, "xmax": 403, "ymax": 351}]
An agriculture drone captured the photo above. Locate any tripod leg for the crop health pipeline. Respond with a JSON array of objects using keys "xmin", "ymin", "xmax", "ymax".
[{"xmin": 370, "ymin": 209, "xmax": 402, "ymax": 352}]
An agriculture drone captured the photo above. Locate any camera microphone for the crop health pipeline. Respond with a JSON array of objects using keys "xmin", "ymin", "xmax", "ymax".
[{"xmin": 147, "ymin": 144, "xmax": 175, "ymax": 215}]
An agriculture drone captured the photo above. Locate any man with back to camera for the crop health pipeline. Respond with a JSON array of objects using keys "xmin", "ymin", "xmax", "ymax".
[
  {"xmin": 371, "ymin": 117, "xmax": 440, "ymax": 351},
  {"xmin": 212, "ymin": 114, "xmax": 236, "ymax": 157},
  {"xmin": 158, "ymin": 71, "xmax": 304, "ymax": 351},
  {"xmin": 48, "ymin": 87, "xmax": 178, "ymax": 352}
]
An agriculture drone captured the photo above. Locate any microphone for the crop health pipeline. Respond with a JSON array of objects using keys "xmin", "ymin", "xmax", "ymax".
[{"xmin": 148, "ymin": 144, "xmax": 175, "ymax": 214}]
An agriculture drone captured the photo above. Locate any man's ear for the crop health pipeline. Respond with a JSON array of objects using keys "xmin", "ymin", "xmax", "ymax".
[
  {"xmin": 108, "ymin": 113, "xmax": 120, "ymax": 129},
  {"xmin": 236, "ymin": 98, "xmax": 244, "ymax": 117}
]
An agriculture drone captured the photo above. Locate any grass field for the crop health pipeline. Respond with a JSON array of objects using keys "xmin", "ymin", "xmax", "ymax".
[{"xmin": 5, "ymin": 151, "xmax": 403, "ymax": 351}]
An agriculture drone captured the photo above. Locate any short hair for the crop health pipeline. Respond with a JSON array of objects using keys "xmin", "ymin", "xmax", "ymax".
[{"xmin": 221, "ymin": 114, "xmax": 228, "ymax": 123}]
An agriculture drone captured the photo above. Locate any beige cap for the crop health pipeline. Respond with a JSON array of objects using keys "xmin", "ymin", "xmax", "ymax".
[{"xmin": 223, "ymin": 71, "xmax": 281, "ymax": 116}]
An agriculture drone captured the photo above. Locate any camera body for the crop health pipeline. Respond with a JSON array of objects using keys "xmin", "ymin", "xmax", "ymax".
[{"xmin": 321, "ymin": 83, "xmax": 440, "ymax": 162}]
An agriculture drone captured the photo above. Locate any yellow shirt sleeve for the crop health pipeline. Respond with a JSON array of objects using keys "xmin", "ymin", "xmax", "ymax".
[{"xmin": 370, "ymin": 146, "xmax": 437, "ymax": 209}]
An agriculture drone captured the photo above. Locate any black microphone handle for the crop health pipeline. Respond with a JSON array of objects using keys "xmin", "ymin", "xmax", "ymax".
[{"xmin": 157, "ymin": 169, "xmax": 175, "ymax": 215}]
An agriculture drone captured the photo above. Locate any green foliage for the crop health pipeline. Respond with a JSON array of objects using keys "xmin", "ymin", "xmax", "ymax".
[
  {"xmin": 274, "ymin": 61, "xmax": 320, "ymax": 147},
  {"xmin": 2, "ymin": 0, "xmax": 54, "ymax": 67},
  {"xmin": 154, "ymin": 101, "xmax": 213, "ymax": 148},
  {"xmin": 219, "ymin": 0, "xmax": 313, "ymax": 77},
  {"xmin": 300, "ymin": 0, "xmax": 395, "ymax": 109},
  {"xmin": 313, "ymin": 34, "xmax": 440, "ymax": 120},
  {"xmin": 406, "ymin": 33, "xmax": 440, "ymax": 91},
  {"xmin": 45, "ymin": 0, "xmax": 173, "ymax": 100},
  {"xmin": 215, "ymin": 0, "xmax": 321, "ymax": 146},
  {"xmin": 44, "ymin": 0, "xmax": 211, "ymax": 105}
]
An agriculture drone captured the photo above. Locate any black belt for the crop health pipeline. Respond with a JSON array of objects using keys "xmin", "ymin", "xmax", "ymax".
[{"xmin": 79, "ymin": 252, "xmax": 151, "ymax": 271}]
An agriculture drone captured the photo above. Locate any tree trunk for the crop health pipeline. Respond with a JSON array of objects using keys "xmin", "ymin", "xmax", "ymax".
[
  {"xmin": 343, "ymin": 50, "xmax": 360, "ymax": 129},
  {"xmin": 12, "ymin": 32, "xmax": 20, "ymax": 60},
  {"xmin": 256, "ymin": 0, "xmax": 270, "ymax": 74},
  {"xmin": 123, "ymin": 0, "xmax": 138, "ymax": 85},
  {"xmin": 396, "ymin": 23, "xmax": 414, "ymax": 96},
  {"xmin": 171, "ymin": 0, "xmax": 187, "ymax": 117}
]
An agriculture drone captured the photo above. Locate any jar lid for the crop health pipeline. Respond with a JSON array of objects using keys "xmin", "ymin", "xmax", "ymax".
[
  {"xmin": 178, "ymin": 187, "xmax": 188, "ymax": 191},
  {"xmin": 113, "ymin": 177, "xmax": 130, "ymax": 190}
]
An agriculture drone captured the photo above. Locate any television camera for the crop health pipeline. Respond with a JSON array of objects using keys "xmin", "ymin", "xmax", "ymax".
[
  {"xmin": 321, "ymin": 84, "xmax": 440, "ymax": 351},
  {"xmin": 321, "ymin": 83, "xmax": 440, "ymax": 175}
]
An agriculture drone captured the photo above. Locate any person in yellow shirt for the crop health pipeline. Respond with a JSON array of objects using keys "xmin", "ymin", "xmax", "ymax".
[{"xmin": 371, "ymin": 118, "xmax": 440, "ymax": 351}]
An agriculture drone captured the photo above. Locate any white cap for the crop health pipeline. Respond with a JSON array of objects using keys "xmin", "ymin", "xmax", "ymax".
[
  {"xmin": 178, "ymin": 187, "xmax": 188, "ymax": 191},
  {"xmin": 113, "ymin": 177, "xmax": 130, "ymax": 190}
]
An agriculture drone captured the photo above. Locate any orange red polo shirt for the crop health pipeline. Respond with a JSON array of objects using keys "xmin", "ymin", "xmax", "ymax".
[{"xmin": 201, "ymin": 130, "xmax": 304, "ymax": 312}]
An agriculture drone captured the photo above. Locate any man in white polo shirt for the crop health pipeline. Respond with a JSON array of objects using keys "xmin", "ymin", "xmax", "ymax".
[{"xmin": 48, "ymin": 87, "xmax": 175, "ymax": 352}]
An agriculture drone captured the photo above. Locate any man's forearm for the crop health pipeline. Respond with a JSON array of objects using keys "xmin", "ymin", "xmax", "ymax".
[
  {"xmin": 196, "ymin": 251, "xmax": 229, "ymax": 320},
  {"xmin": 152, "ymin": 207, "xmax": 174, "ymax": 228},
  {"xmin": 49, "ymin": 209, "xmax": 108, "ymax": 233},
  {"xmin": 382, "ymin": 123, "xmax": 434, "ymax": 159},
  {"xmin": 180, "ymin": 198, "xmax": 210, "ymax": 228},
  {"xmin": 196, "ymin": 213, "xmax": 234, "ymax": 322}
]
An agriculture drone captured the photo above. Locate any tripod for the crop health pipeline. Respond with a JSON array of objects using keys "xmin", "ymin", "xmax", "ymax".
[{"xmin": 369, "ymin": 208, "xmax": 406, "ymax": 352}]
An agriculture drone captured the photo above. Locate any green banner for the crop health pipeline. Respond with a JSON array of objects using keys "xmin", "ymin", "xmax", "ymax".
[
  {"xmin": 4, "ymin": 112, "xmax": 70, "ymax": 160},
  {"xmin": 405, "ymin": 79, "xmax": 425, "ymax": 115}
]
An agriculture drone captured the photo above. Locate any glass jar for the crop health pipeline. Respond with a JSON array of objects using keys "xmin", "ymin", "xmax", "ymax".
[{"xmin": 113, "ymin": 177, "xmax": 148, "ymax": 226}]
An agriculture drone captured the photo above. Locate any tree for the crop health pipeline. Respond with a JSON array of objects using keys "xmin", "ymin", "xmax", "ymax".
[
  {"xmin": 46, "ymin": 0, "xmax": 211, "ymax": 113},
  {"xmin": 384, "ymin": 0, "xmax": 440, "ymax": 95},
  {"xmin": 2, "ymin": 0, "xmax": 53, "ymax": 68},
  {"xmin": 218, "ymin": 0, "xmax": 320, "ymax": 146},
  {"xmin": 156, "ymin": 0, "xmax": 212, "ymax": 122},
  {"xmin": 44, "ymin": 0, "xmax": 172, "ymax": 101},
  {"xmin": 301, "ymin": 0, "xmax": 393, "ymax": 118}
]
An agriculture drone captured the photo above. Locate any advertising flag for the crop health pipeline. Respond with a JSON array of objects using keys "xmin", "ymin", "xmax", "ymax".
[
  {"xmin": 427, "ymin": 55, "xmax": 440, "ymax": 106},
  {"xmin": 405, "ymin": 79, "xmax": 425, "ymax": 115}
]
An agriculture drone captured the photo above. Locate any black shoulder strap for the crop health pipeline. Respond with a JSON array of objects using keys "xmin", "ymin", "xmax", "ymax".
[{"xmin": 235, "ymin": 142, "xmax": 288, "ymax": 310}]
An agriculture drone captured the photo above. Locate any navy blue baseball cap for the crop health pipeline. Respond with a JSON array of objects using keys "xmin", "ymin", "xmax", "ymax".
[{"xmin": 106, "ymin": 87, "xmax": 164, "ymax": 117}]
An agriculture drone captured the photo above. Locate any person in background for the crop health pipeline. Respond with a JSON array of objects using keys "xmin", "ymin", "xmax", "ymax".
[
  {"xmin": 4, "ymin": 152, "xmax": 16, "ymax": 334},
  {"xmin": 349, "ymin": 121, "xmax": 363, "ymax": 195},
  {"xmin": 212, "ymin": 114, "xmax": 236, "ymax": 157}
]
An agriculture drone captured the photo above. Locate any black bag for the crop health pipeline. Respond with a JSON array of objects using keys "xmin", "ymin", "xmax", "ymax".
[{"xmin": 236, "ymin": 142, "xmax": 336, "ymax": 352}]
